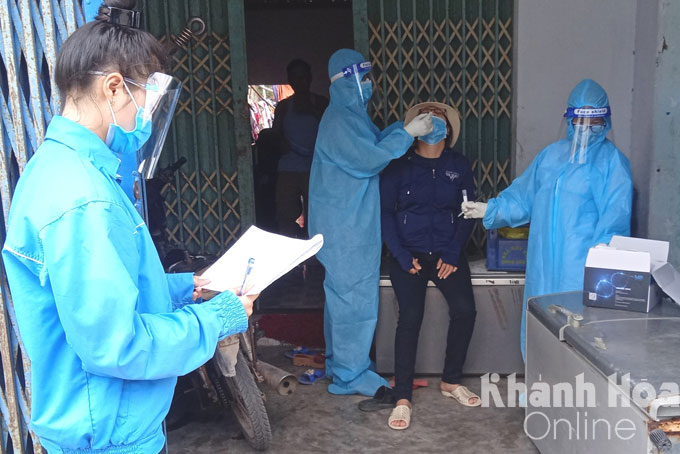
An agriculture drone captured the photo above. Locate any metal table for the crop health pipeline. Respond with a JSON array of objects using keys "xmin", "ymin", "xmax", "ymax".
[
  {"xmin": 375, "ymin": 259, "xmax": 526, "ymax": 375},
  {"xmin": 526, "ymin": 291, "xmax": 680, "ymax": 453}
]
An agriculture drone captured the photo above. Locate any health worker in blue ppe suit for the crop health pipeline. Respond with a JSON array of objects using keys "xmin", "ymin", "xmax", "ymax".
[
  {"xmin": 1, "ymin": 2, "xmax": 256, "ymax": 453},
  {"xmin": 308, "ymin": 49, "xmax": 434, "ymax": 396},
  {"xmin": 461, "ymin": 79, "xmax": 633, "ymax": 359}
]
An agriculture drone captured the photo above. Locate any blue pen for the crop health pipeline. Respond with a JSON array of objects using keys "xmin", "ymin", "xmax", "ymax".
[{"xmin": 239, "ymin": 258, "xmax": 255, "ymax": 296}]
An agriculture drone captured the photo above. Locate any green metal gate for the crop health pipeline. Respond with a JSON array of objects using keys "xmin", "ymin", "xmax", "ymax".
[
  {"xmin": 354, "ymin": 0, "xmax": 513, "ymax": 252},
  {"xmin": 142, "ymin": 0, "xmax": 253, "ymax": 256}
]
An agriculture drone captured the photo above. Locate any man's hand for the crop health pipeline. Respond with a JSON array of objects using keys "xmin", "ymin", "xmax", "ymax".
[
  {"xmin": 408, "ymin": 257, "xmax": 422, "ymax": 275},
  {"xmin": 193, "ymin": 276, "xmax": 210, "ymax": 301},
  {"xmin": 436, "ymin": 258, "xmax": 458, "ymax": 279}
]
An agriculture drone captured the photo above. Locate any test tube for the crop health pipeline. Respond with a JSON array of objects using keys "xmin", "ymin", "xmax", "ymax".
[{"xmin": 458, "ymin": 189, "xmax": 469, "ymax": 218}]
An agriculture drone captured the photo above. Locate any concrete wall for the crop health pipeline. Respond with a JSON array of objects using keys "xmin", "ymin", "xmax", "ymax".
[
  {"xmin": 245, "ymin": 8, "xmax": 354, "ymax": 96},
  {"xmin": 514, "ymin": 0, "xmax": 637, "ymax": 174},
  {"xmin": 629, "ymin": 0, "xmax": 660, "ymax": 238},
  {"xmin": 647, "ymin": 0, "xmax": 680, "ymax": 266}
]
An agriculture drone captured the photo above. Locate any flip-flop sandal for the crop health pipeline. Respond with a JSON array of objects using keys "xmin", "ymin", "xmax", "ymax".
[
  {"xmin": 388, "ymin": 378, "xmax": 429, "ymax": 390},
  {"xmin": 298, "ymin": 369, "xmax": 326, "ymax": 385},
  {"xmin": 358, "ymin": 385, "xmax": 396, "ymax": 412},
  {"xmin": 441, "ymin": 385, "xmax": 482, "ymax": 407},
  {"xmin": 388, "ymin": 405, "xmax": 411, "ymax": 430},
  {"xmin": 284, "ymin": 346, "xmax": 320, "ymax": 360},
  {"xmin": 293, "ymin": 352, "xmax": 325, "ymax": 369}
]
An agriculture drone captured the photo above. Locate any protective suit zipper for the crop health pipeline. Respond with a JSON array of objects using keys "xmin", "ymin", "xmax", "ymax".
[{"xmin": 552, "ymin": 170, "xmax": 566, "ymax": 283}]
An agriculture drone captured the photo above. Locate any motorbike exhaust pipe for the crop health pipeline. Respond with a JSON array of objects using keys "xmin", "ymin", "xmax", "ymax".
[{"xmin": 256, "ymin": 361, "xmax": 297, "ymax": 396}]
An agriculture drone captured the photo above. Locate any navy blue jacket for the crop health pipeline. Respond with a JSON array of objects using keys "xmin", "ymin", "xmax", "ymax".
[{"xmin": 380, "ymin": 147, "xmax": 476, "ymax": 271}]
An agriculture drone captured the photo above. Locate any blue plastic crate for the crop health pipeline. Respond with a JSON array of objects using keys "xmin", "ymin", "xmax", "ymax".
[{"xmin": 486, "ymin": 229, "xmax": 528, "ymax": 271}]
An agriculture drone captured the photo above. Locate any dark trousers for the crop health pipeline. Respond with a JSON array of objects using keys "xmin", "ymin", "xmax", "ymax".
[
  {"xmin": 275, "ymin": 171, "xmax": 309, "ymax": 238},
  {"xmin": 390, "ymin": 253, "xmax": 477, "ymax": 402}
]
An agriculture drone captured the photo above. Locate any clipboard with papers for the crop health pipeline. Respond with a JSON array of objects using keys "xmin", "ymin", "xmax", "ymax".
[{"xmin": 200, "ymin": 226, "xmax": 324, "ymax": 295}]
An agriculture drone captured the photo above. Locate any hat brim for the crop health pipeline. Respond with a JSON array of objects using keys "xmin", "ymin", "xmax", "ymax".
[{"xmin": 405, "ymin": 102, "xmax": 461, "ymax": 148}]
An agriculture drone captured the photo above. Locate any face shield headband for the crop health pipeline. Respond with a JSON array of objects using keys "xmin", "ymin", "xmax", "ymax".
[
  {"xmin": 564, "ymin": 106, "xmax": 611, "ymax": 119},
  {"xmin": 330, "ymin": 61, "xmax": 374, "ymax": 106}
]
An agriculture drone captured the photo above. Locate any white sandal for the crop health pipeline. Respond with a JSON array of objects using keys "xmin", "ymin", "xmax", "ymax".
[
  {"xmin": 441, "ymin": 385, "xmax": 481, "ymax": 407},
  {"xmin": 387, "ymin": 404, "xmax": 412, "ymax": 430}
]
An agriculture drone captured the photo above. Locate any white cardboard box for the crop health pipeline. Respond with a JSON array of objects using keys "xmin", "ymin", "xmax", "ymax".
[{"xmin": 583, "ymin": 236, "xmax": 679, "ymax": 312}]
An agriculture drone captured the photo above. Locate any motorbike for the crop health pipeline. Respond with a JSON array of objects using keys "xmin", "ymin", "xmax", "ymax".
[{"xmin": 146, "ymin": 158, "xmax": 272, "ymax": 450}]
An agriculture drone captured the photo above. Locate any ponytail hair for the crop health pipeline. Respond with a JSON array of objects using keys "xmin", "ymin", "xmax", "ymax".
[{"xmin": 55, "ymin": 0, "xmax": 168, "ymax": 98}]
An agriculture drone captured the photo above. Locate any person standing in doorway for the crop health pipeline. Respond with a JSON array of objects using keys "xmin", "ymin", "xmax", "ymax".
[{"xmin": 272, "ymin": 59, "xmax": 329, "ymax": 238}]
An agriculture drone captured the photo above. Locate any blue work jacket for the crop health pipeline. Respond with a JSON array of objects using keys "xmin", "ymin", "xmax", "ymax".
[
  {"xmin": 380, "ymin": 147, "xmax": 476, "ymax": 271},
  {"xmin": 2, "ymin": 116, "xmax": 248, "ymax": 454}
]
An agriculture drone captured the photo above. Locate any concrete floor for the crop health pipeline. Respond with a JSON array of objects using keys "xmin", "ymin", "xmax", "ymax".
[{"xmin": 167, "ymin": 345, "xmax": 539, "ymax": 454}]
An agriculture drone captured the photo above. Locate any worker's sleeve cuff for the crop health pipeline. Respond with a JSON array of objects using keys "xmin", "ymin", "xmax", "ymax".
[
  {"xmin": 396, "ymin": 251, "xmax": 413, "ymax": 272},
  {"xmin": 483, "ymin": 199, "xmax": 499, "ymax": 230},
  {"xmin": 440, "ymin": 249, "xmax": 461, "ymax": 267},
  {"xmin": 167, "ymin": 273, "xmax": 195, "ymax": 310},
  {"xmin": 204, "ymin": 291, "xmax": 249, "ymax": 339},
  {"xmin": 378, "ymin": 121, "xmax": 405, "ymax": 141}
]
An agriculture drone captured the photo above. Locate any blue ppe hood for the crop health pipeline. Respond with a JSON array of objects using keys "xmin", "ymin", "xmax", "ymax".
[
  {"xmin": 564, "ymin": 79, "xmax": 612, "ymax": 143},
  {"xmin": 328, "ymin": 49, "xmax": 372, "ymax": 111}
]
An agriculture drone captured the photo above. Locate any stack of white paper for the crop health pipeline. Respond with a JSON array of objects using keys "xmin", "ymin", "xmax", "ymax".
[{"xmin": 200, "ymin": 226, "xmax": 324, "ymax": 295}]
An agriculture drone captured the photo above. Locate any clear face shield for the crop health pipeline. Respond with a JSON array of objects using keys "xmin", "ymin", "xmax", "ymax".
[
  {"xmin": 134, "ymin": 72, "xmax": 183, "ymax": 179},
  {"xmin": 330, "ymin": 61, "xmax": 380, "ymax": 108},
  {"xmin": 563, "ymin": 106, "xmax": 610, "ymax": 164},
  {"xmin": 91, "ymin": 70, "xmax": 182, "ymax": 217},
  {"xmin": 109, "ymin": 72, "xmax": 180, "ymax": 220},
  {"xmin": 132, "ymin": 72, "xmax": 182, "ymax": 219}
]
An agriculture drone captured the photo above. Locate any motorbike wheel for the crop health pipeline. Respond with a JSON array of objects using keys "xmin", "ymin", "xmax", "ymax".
[{"xmin": 220, "ymin": 351, "xmax": 272, "ymax": 451}]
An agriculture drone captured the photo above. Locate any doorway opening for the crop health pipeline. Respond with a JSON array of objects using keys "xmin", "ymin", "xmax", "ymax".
[{"xmin": 246, "ymin": 0, "xmax": 353, "ymax": 313}]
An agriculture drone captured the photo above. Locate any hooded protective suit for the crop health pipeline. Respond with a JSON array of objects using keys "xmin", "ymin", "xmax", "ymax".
[
  {"xmin": 483, "ymin": 79, "xmax": 633, "ymax": 358},
  {"xmin": 308, "ymin": 49, "xmax": 414, "ymax": 396}
]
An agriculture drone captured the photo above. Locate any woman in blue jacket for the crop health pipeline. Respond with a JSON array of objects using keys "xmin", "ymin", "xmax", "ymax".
[
  {"xmin": 1, "ymin": 1, "xmax": 255, "ymax": 452},
  {"xmin": 380, "ymin": 102, "xmax": 480, "ymax": 430}
]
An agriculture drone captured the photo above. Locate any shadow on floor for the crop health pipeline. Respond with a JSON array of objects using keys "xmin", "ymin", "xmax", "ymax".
[{"xmin": 167, "ymin": 345, "xmax": 538, "ymax": 454}]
